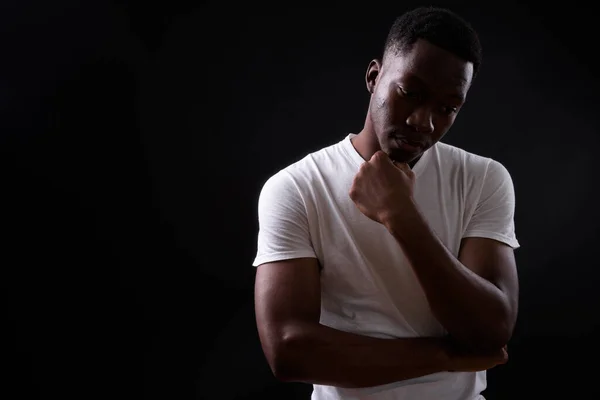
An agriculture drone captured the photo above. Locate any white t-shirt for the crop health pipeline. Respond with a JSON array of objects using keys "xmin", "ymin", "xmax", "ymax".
[{"xmin": 253, "ymin": 133, "xmax": 520, "ymax": 400}]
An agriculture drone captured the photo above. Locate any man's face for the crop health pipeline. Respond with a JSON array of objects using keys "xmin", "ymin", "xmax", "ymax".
[{"xmin": 367, "ymin": 39, "xmax": 473, "ymax": 164}]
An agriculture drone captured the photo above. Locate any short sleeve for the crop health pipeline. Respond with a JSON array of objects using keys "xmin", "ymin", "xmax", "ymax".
[
  {"xmin": 463, "ymin": 159, "xmax": 520, "ymax": 249},
  {"xmin": 252, "ymin": 170, "xmax": 317, "ymax": 267}
]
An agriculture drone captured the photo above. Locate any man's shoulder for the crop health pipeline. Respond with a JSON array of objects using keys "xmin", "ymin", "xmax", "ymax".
[
  {"xmin": 260, "ymin": 136, "xmax": 347, "ymax": 189},
  {"xmin": 435, "ymin": 141, "xmax": 497, "ymax": 174},
  {"xmin": 436, "ymin": 141, "xmax": 491, "ymax": 164},
  {"xmin": 434, "ymin": 141, "xmax": 512, "ymax": 184},
  {"xmin": 277, "ymin": 136, "xmax": 348, "ymax": 176}
]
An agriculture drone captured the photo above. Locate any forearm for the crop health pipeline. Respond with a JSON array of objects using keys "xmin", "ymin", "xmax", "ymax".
[
  {"xmin": 275, "ymin": 322, "xmax": 450, "ymax": 388},
  {"xmin": 383, "ymin": 203, "xmax": 512, "ymax": 350}
]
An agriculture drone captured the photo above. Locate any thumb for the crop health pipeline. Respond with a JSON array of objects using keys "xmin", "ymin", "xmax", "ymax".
[
  {"xmin": 371, "ymin": 150, "xmax": 390, "ymax": 162},
  {"xmin": 392, "ymin": 160, "xmax": 411, "ymax": 173}
]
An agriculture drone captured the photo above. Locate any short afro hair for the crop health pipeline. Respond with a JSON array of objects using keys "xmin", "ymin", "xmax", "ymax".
[{"xmin": 383, "ymin": 7, "xmax": 482, "ymax": 78}]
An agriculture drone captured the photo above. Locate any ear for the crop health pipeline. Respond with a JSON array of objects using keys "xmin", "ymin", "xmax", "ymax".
[{"xmin": 365, "ymin": 59, "xmax": 382, "ymax": 94}]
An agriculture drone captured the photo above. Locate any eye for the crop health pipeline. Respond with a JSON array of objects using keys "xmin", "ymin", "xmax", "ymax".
[
  {"xmin": 398, "ymin": 86, "xmax": 420, "ymax": 99},
  {"xmin": 441, "ymin": 106, "xmax": 458, "ymax": 115}
]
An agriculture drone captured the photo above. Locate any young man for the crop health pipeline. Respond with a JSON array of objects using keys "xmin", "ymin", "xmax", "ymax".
[{"xmin": 253, "ymin": 6, "xmax": 519, "ymax": 400}]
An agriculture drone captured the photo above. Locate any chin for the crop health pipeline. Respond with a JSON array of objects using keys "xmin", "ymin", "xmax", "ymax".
[{"xmin": 387, "ymin": 149, "xmax": 418, "ymax": 164}]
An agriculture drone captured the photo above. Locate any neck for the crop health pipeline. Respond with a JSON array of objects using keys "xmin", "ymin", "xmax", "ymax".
[{"xmin": 351, "ymin": 113, "xmax": 379, "ymax": 162}]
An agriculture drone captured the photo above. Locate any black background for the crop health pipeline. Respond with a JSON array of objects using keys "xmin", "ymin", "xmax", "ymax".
[{"xmin": 2, "ymin": 1, "xmax": 599, "ymax": 399}]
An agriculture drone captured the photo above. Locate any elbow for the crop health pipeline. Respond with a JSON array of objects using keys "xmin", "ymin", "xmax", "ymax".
[
  {"xmin": 488, "ymin": 305, "xmax": 517, "ymax": 349},
  {"xmin": 268, "ymin": 350, "xmax": 296, "ymax": 382},
  {"xmin": 456, "ymin": 334, "xmax": 507, "ymax": 354},
  {"xmin": 481, "ymin": 330, "xmax": 511, "ymax": 351},
  {"xmin": 470, "ymin": 320, "xmax": 514, "ymax": 352},
  {"xmin": 264, "ymin": 332, "xmax": 309, "ymax": 382},
  {"xmin": 472, "ymin": 302, "xmax": 517, "ymax": 351},
  {"xmin": 488, "ymin": 291, "xmax": 518, "ymax": 349},
  {"xmin": 454, "ymin": 314, "xmax": 514, "ymax": 352},
  {"xmin": 496, "ymin": 322, "xmax": 514, "ymax": 347}
]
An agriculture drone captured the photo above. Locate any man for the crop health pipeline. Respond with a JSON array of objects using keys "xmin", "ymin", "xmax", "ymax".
[{"xmin": 253, "ymin": 6, "xmax": 519, "ymax": 400}]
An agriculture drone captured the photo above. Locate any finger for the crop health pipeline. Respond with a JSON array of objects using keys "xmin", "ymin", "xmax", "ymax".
[
  {"xmin": 392, "ymin": 161, "xmax": 410, "ymax": 172},
  {"xmin": 370, "ymin": 150, "xmax": 388, "ymax": 163}
]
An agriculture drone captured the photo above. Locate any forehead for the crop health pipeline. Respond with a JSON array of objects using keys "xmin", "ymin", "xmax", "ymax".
[{"xmin": 385, "ymin": 39, "xmax": 473, "ymax": 94}]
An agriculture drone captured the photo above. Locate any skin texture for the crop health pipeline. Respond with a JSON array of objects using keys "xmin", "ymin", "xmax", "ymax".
[
  {"xmin": 254, "ymin": 39, "xmax": 512, "ymax": 388},
  {"xmin": 351, "ymin": 39, "xmax": 471, "ymax": 166}
]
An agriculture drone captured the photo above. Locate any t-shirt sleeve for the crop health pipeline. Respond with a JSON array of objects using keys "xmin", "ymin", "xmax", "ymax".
[
  {"xmin": 252, "ymin": 169, "xmax": 317, "ymax": 267},
  {"xmin": 463, "ymin": 159, "xmax": 520, "ymax": 249}
]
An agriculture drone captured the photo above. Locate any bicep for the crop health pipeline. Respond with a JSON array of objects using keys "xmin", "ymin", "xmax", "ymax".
[
  {"xmin": 254, "ymin": 258, "xmax": 321, "ymax": 358},
  {"xmin": 459, "ymin": 159, "xmax": 520, "ymax": 305},
  {"xmin": 458, "ymin": 237, "xmax": 519, "ymax": 312}
]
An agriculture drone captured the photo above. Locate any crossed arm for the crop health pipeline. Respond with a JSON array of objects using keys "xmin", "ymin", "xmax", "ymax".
[
  {"xmin": 383, "ymin": 202, "xmax": 519, "ymax": 352},
  {"xmin": 254, "ymin": 162, "xmax": 519, "ymax": 387},
  {"xmin": 254, "ymin": 232, "xmax": 516, "ymax": 387},
  {"xmin": 255, "ymin": 258, "xmax": 456, "ymax": 388}
]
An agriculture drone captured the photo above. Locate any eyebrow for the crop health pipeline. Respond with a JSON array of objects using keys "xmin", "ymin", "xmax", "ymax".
[
  {"xmin": 449, "ymin": 93, "xmax": 465, "ymax": 102},
  {"xmin": 396, "ymin": 74, "xmax": 466, "ymax": 103}
]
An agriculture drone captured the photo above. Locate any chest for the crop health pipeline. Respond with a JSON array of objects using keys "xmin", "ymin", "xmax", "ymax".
[{"xmin": 307, "ymin": 170, "xmax": 469, "ymax": 261}]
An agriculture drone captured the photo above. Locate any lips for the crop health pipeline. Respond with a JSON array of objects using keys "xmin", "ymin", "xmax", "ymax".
[
  {"xmin": 393, "ymin": 137, "xmax": 424, "ymax": 151},
  {"xmin": 395, "ymin": 136, "xmax": 424, "ymax": 145}
]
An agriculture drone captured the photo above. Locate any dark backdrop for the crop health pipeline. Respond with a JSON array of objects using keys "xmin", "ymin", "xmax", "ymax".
[{"xmin": 2, "ymin": 1, "xmax": 599, "ymax": 399}]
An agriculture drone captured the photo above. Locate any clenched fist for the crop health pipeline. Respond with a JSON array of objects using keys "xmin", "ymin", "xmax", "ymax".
[{"xmin": 349, "ymin": 150, "xmax": 416, "ymax": 224}]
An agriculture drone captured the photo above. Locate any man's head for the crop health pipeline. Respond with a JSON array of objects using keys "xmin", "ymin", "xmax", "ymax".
[{"xmin": 365, "ymin": 7, "xmax": 482, "ymax": 164}]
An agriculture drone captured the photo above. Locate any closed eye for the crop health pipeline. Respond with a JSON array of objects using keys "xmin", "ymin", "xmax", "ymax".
[
  {"xmin": 398, "ymin": 86, "xmax": 420, "ymax": 99},
  {"xmin": 442, "ymin": 106, "xmax": 458, "ymax": 115}
]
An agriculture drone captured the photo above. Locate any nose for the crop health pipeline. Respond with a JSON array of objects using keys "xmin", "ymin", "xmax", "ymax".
[{"xmin": 406, "ymin": 106, "xmax": 434, "ymax": 134}]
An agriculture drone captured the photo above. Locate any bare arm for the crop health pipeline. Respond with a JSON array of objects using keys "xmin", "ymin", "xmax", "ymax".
[
  {"xmin": 383, "ymin": 206, "xmax": 519, "ymax": 352},
  {"xmin": 254, "ymin": 257, "xmax": 505, "ymax": 388}
]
